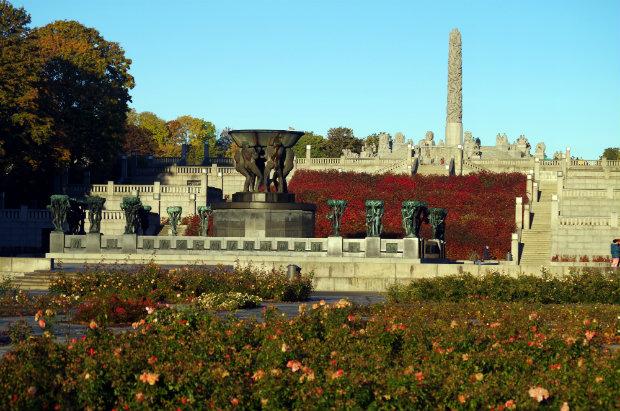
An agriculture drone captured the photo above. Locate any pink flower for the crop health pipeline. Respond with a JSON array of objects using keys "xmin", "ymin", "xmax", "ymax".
[
  {"xmin": 330, "ymin": 369, "xmax": 344, "ymax": 379},
  {"xmin": 145, "ymin": 306, "xmax": 155, "ymax": 315},
  {"xmin": 585, "ymin": 330, "xmax": 596, "ymax": 341},
  {"xmin": 528, "ymin": 386, "xmax": 549, "ymax": 402},
  {"xmin": 286, "ymin": 360, "xmax": 302, "ymax": 372}
]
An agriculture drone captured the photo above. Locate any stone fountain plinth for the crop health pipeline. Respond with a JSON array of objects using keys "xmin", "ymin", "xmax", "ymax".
[{"xmin": 211, "ymin": 130, "xmax": 316, "ymax": 238}]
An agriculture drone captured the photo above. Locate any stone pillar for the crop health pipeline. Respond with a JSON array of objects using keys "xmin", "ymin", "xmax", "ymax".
[
  {"xmin": 550, "ymin": 194, "xmax": 559, "ymax": 227},
  {"xmin": 534, "ymin": 157, "xmax": 540, "ymax": 181},
  {"xmin": 515, "ymin": 197, "xmax": 523, "ymax": 230},
  {"xmin": 49, "ymin": 232, "xmax": 65, "ymax": 253},
  {"xmin": 327, "ymin": 236, "xmax": 343, "ymax": 257},
  {"xmin": 526, "ymin": 174, "xmax": 533, "ymax": 203},
  {"xmin": 456, "ymin": 145, "xmax": 463, "ymax": 175},
  {"xmin": 85, "ymin": 233, "xmax": 102, "ymax": 253},
  {"xmin": 178, "ymin": 144, "xmax": 188, "ymax": 166},
  {"xmin": 107, "ymin": 181, "xmax": 114, "ymax": 196},
  {"xmin": 532, "ymin": 182, "xmax": 539, "ymax": 203},
  {"xmin": 523, "ymin": 204, "xmax": 531, "ymax": 230},
  {"xmin": 445, "ymin": 28, "xmax": 463, "ymax": 147},
  {"xmin": 201, "ymin": 142, "xmax": 210, "ymax": 166},
  {"xmin": 153, "ymin": 181, "xmax": 161, "ymax": 216},
  {"xmin": 199, "ymin": 169, "xmax": 208, "ymax": 207},
  {"xmin": 556, "ymin": 171, "xmax": 564, "ymax": 200},
  {"xmin": 365, "ymin": 237, "xmax": 381, "ymax": 258},
  {"xmin": 122, "ymin": 234, "xmax": 137, "ymax": 253},
  {"xmin": 611, "ymin": 211, "xmax": 619, "ymax": 228},
  {"xmin": 403, "ymin": 237, "xmax": 422, "ymax": 259},
  {"xmin": 306, "ymin": 145, "xmax": 312, "ymax": 160},
  {"xmin": 511, "ymin": 233, "xmax": 519, "ymax": 265}
]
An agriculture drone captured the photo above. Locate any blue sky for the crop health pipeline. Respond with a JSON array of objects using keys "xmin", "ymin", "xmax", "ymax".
[{"xmin": 14, "ymin": 0, "xmax": 620, "ymax": 158}]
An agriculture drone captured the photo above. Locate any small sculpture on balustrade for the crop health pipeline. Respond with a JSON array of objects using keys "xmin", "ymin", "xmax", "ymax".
[
  {"xmin": 86, "ymin": 196, "xmax": 106, "ymax": 234},
  {"xmin": 67, "ymin": 198, "xmax": 86, "ymax": 234},
  {"xmin": 198, "ymin": 205, "xmax": 213, "ymax": 236},
  {"xmin": 139, "ymin": 205, "xmax": 152, "ymax": 235},
  {"xmin": 326, "ymin": 199, "xmax": 347, "ymax": 237},
  {"xmin": 401, "ymin": 200, "xmax": 428, "ymax": 237},
  {"xmin": 120, "ymin": 196, "xmax": 143, "ymax": 234},
  {"xmin": 167, "ymin": 206, "xmax": 182, "ymax": 236},
  {"xmin": 234, "ymin": 142, "xmax": 263, "ymax": 192},
  {"xmin": 48, "ymin": 194, "xmax": 70, "ymax": 232},
  {"xmin": 365, "ymin": 200, "xmax": 384, "ymax": 237},
  {"xmin": 428, "ymin": 208, "xmax": 448, "ymax": 241}
]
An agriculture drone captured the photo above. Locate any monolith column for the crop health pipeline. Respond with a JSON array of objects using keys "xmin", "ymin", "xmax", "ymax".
[{"xmin": 445, "ymin": 28, "xmax": 463, "ymax": 147}]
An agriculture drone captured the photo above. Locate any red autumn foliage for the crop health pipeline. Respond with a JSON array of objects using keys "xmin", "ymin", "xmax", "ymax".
[{"xmin": 289, "ymin": 170, "xmax": 526, "ymax": 260}]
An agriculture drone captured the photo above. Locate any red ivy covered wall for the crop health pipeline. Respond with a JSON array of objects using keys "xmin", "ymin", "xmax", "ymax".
[{"xmin": 288, "ymin": 170, "xmax": 527, "ymax": 260}]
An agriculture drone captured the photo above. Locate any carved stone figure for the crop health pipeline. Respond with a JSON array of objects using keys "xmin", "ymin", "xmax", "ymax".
[
  {"xmin": 234, "ymin": 143, "xmax": 263, "ymax": 192},
  {"xmin": 535, "ymin": 142, "xmax": 546, "ymax": 159},
  {"xmin": 445, "ymin": 28, "xmax": 462, "ymax": 146},
  {"xmin": 48, "ymin": 194, "xmax": 70, "ymax": 233},
  {"xmin": 86, "ymin": 196, "xmax": 106, "ymax": 234},
  {"xmin": 463, "ymin": 131, "xmax": 481, "ymax": 159},
  {"xmin": 326, "ymin": 199, "xmax": 347, "ymax": 237},
  {"xmin": 401, "ymin": 200, "xmax": 428, "ymax": 238},
  {"xmin": 365, "ymin": 200, "xmax": 384, "ymax": 237},
  {"xmin": 496, "ymin": 133, "xmax": 509, "ymax": 147},
  {"xmin": 198, "ymin": 205, "xmax": 213, "ymax": 236},
  {"xmin": 139, "ymin": 205, "xmax": 151, "ymax": 235},
  {"xmin": 120, "ymin": 196, "xmax": 143, "ymax": 234},
  {"xmin": 264, "ymin": 145, "xmax": 295, "ymax": 193},
  {"xmin": 428, "ymin": 208, "xmax": 448, "ymax": 241},
  {"xmin": 67, "ymin": 198, "xmax": 86, "ymax": 234},
  {"xmin": 167, "ymin": 206, "xmax": 182, "ymax": 236},
  {"xmin": 515, "ymin": 134, "xmax": 531, "ymax": 157}
]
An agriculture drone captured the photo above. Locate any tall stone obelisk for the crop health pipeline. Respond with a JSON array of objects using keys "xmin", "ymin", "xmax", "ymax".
[{"xmin": 445, "ymin": 28, "xmax": 463, "ymax": 147}]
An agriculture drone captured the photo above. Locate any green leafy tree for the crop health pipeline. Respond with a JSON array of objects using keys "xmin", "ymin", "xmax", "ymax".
[
  {"xmin": 322, "ymin": 127, "xmax": 362, "ymax": 157},
  {"xmin": 601, "ymin": 147, "xmax": 620, "ymax": 160},
  {"xmin": 167, "ymin": 115, "xmax": 216, "ymax": 164},
  {"xmin": 293, "ymin": 131, "xmax": 325, "ymax": 158},
  {"xmin": 33, "ymin": 20, "xmax": 134, "ymax": 170},
  {"xmin": 129, "ymin": 111, "xmax": 170, "ymax": 155}
]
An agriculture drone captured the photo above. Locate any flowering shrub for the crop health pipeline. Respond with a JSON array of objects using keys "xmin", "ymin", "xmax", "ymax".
[
  {"xmin": 289, "ymin": 170, "xmax": 526, "ymax": 259},
  {"xmin": 552, "ymin": 255, "xmax": 612, "ymax": 263},
  {"xmin": 73, "ymin": 295, "xmax": 155, "ymax": 325},
  {"xmin": 0, "ymin": 300, "xmax": 617, "ymax": 409},
  {"xmin": 195, "ymin": 292, "xmax": 262, "ymax": 311},
  {"xmin": 387, "ymin": 269, "xmax": 620, "ymax": 304},
  {"xmin": 181, "ymin": 214, "xmax": 201, "ymax": 236},
  {"xmin": 49, "ymin": 263, "xmax": 313, "ymax": 303}
]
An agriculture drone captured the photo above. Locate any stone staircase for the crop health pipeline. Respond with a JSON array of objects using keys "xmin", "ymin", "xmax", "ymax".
[
  {"xmin": 11, "ymin": 271, "xmax": 65, "ymax": 291},
  {"xmin": 519, "ymin": 182, "xmax": 555, "ymax": 265}
]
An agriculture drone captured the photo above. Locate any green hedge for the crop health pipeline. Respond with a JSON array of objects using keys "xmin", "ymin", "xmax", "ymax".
[{"xmin": 387, "ymin": 269, "xmax": 620, "ymax": 304}]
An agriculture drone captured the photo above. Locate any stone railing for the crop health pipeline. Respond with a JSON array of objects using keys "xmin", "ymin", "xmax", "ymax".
[
  {"xmin": 561, "ymin": 189, "xmax": 608, "ymax": 198},
  {"xmin": 160, "ymin": 185, "xmax": 201, "ymax": 194},
  {"xmin": 558, "ymin": 216, "xmax": 616, "ymax": 227},
  {"xmin": 49, "ymin": 233, "xmax": 445, "ymax": 261}
]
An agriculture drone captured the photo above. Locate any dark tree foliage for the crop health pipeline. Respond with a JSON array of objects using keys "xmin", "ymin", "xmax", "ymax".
[
  {"xmin": 601, "ymin": 147, "xmax": 620, "ymax": 161},
  {"xmin": 322, "ymin": 127, "xmax": 362, "ymax": 157},
  {"xmin": 0, "ymin": 3, "xmax": 134, "ymax": 206}
]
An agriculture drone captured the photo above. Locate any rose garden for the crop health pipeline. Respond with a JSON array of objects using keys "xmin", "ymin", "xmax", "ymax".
[{"xmin": 1, "ymin": 1, "xmax": 620, "ymax": 409}]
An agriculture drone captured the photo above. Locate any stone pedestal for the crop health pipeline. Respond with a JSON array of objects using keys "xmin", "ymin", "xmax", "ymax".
[
  {"xmin": 365, "ymin": 237, "xmax": 381, "ymax": 258},
  {"xmin": 122, "ymin": 234, "xmax": 137, "ymax": 253},
  {"xmin": 50, "ymin": 232, "xmax": 65, "ymax": 253},
  {"xmin": 423, "ymin": 239, "xmax": 446, "ymax": 259},
  {"xmin": 327, "ymin": 236, "xmax": 343, "ymax": 257},
  {"xmin": 403, "ymin": 237, "xmax": 422, "ymax": 259},
  {"xmin": 85, "ymin": 233, "xmax": 102, "ymax": 253},
  {"xmin": 212, "ymin": 192, "xmax": 315, "ymax": 238},
  {"xmin": 511, "ymin": 233, "xmax": 520, "ymax": 265}
]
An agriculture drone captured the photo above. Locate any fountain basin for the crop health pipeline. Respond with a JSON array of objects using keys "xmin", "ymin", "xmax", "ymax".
[{"xmin": 229, "ymin": 129, "xmax": 304, "ymax": 148}]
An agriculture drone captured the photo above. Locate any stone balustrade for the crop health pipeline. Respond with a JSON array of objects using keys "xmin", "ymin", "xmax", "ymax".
[
  {"xmin": 558, "ymin": 216, "xmax": 618, "ymax": 227},
  {"xmin": 48, "ymin": 233, "xmax": 445, "ymax": 261}
]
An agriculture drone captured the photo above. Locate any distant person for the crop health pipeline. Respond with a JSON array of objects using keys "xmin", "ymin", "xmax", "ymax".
[
  {"xmin": 482, "ymin": 245, "xmax": 492, "ymax": 261},
  {"xmin": 611, "ymin": 239, "xmax": 620, "ymax": 268}
]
